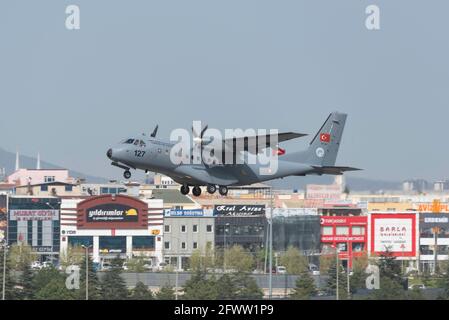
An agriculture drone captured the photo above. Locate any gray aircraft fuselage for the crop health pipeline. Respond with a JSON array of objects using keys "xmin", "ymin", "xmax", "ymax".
[{"xmin": 107, "ymin": 138, "xmax": 314, "ymax": 187}]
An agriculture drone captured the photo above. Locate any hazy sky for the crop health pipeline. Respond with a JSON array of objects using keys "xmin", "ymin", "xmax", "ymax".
[{"xmin": 0, "ymin": 1, "xmax": 448, "ymax": 182}]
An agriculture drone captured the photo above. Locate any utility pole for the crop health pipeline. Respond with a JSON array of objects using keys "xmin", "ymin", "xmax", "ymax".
[
  {"xmin": 347, "ymin": 241, "xmax": 351, "ymax": 299},
  {"xmin": 82, "ymin": 245, "xmax": 92, "ymax": 300},
  {"xmin": 268, "ymin": 187, "xmax": 274, "ymax": 299},
  {"xmin": 2, "ymin": 243, "xmax": 7, "ymax": 301},
  {"xmin": 336, "ymin": 246, "xmax": 339, "ymax": 301}
]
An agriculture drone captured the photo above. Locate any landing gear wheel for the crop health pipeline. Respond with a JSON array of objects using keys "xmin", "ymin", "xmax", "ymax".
[
  {"xmin": 207, "ymin": 185, "xmax": 217, "ymax": 194},
  {"xmin": 192, "ymin": 186, "xmax": 202, "ymax": 197},
  {"xmin": 124, "ymin": 170, "xmax": 132, "ymax": 179},
  {"xmin": 219, "ymin": 186, "xmax": 228, "ymax": 196},
  {"xmin": 180, "ymin": 185, "xmax": 190, "ymax": 195}
]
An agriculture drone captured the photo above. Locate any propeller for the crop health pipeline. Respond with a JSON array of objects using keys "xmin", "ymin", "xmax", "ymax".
[{"xmin": 192, "ymin": 124, "xmax": 214, "ymax": 166}]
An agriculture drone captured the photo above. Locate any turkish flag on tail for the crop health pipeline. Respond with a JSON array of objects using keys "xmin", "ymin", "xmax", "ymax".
[{"xmin": 320, "ymin": 133, "xmax": 331, "ymax": 143}]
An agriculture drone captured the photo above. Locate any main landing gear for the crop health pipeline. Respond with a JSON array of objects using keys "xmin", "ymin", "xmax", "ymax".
[
  {"xmin": 192, "ymin": 186, "xmax": 202, "ymax": 197},
  {"xmin": 180, "ymin": 184, "xmax": 228, "ymax": 197},
  {"xmin": 218, "ymin": 186, "xmax": 228, "ymax": 196},
  {"xmin": 180, "ymin": 184, "xmax": 190, "ymax": 195},
  {"xmin": 207, "ymin": 184, "xmax": 217, "ymax": 194}
]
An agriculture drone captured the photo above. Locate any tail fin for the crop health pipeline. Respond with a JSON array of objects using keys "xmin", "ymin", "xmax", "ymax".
[{"xmin": 284, "ymin": 112, "xmax": 347, "ymax": 166}]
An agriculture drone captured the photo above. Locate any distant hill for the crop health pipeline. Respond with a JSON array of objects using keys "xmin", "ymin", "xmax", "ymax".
[{"xmin": 0, "ymin": 147, "xmax": 108, "ymax": 183}]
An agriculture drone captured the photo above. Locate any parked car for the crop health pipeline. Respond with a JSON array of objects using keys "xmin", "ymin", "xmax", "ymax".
[
  {"xmin": 101, "ymin": 262, "xmax": 112, "ymax": 271},
  {"xmin": 41, "ymin": 261, "xmax": 53, "ymax": 269},
  {"xmin": 276, "ymin": 266, "xmax": 287, "ymax": 274},
  {"xmin": 122, "ymin": 262, "xmax": 129, "ymax": 271},
  {"xmin": 30, "ymin": 261, "xmax": 42, "ymax": 270},
  {"xmin": 312, "ymin": 270, "xmax": 321, "ymax": 276},
  {"xmin": 409, "ymin": 284, "xmax": 426, "ymax": 290}
]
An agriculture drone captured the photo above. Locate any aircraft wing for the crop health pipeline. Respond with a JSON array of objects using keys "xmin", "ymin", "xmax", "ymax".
[
  {"xmin": 222, "ymin": 132, "xmax": 307, "ymax": 154},
  {"xmin": 311, "ymin": 166, "xmax": 362, "ymax": 175}
]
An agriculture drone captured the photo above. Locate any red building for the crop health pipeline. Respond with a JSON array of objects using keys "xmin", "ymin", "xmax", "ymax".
[{"xmin": 320, "ymin": 216, "xmax": 368, "ymax": 268}]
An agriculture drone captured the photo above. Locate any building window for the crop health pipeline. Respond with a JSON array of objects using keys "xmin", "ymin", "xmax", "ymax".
[
  {"xmin": 164, "ymin": 242, "xmax": 170, "ymax": 250},
  {"xmin": 181, "ymin": 225, "xmax": 186, "ymax": 233},
  {"xmin": 132, "ymin": 236, "xmax": 155, "ymax": 251},
  {"xmin": 352, "ymin": 243, "xmax": 365, "ymax": 252},
  {"xmin": 206, "ymin": 225, "xmax": 213, "ymax": 233},
  {"xmin": 44, "ymin": 176, "xmax": 55, "ymax": 183},
  {"xmin": 181, "ymin": 242, "xmax": 186, "ymax": 250},
  {"xmin": 193, "ymin": 242, "xmax": 198, "ymax": 249},
  {"xmin": 193, "ymin": 225, "xmax": 198, "ymax": 233},
  {"xmin": 352, "ymin": 226, "xmax": 365, "ymax": 236},
  {"xmin": 164, "ymin": 225, "xmax": 171, "ymax": 233},
  {"xmin": 322, "ymin": 226, "xmax": 333, "ymax": 236},
  {"xmin": 336, "ymin": 226, "xmax": 349, "ymax": 236},
  {"xmin": 65, "ymin": 185, "xmax": 73, "ymax": 192},
  {"xmin": 40, "ymin": 185, "xmax": 48, "ymax": 191}
]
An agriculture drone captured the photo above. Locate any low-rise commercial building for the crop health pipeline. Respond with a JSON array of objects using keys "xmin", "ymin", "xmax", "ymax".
[
  {"xmin": 60, "ymin": 195, "xmax": 164, "ymax": 266},
  {"xmin": 163, "ymin": 208, "xmax": 215, "ymax": 270},
  {"xmin": 214, "ymin": 205, "xmax": 267, "ymax": 253},
  {"xmin": 419, "ymin": 213, "xmax": 449, "ymax": 273},
  {"xmin": 7, "ymin": 196, "xmax": 61, "ymax": 261}
]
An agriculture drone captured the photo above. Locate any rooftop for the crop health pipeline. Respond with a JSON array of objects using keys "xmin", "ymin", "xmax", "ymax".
[{"xmin": 150, "ymin": 189, "xmax": 194, "ymax": 204}]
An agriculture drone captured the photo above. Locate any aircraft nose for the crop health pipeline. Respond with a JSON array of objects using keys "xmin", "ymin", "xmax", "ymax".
[{"xmin": 107, "ymin": 148, "xmax": 113, "ymax": 159}]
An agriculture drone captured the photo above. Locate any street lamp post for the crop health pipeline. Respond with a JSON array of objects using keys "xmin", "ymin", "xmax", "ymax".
[
  {"xmin": 223, "ymin": 223, "xmax": 230, "ymax": 272},
  {"xmin": 81, "ymin": 245, "xmax": 92, "ymax": 301},
  {"xmin": 2, "ymin": 242, "xmax": 8, "ymax": 301},
  {"xmin": 269, "ymin": 187, "xmax": 274, "ymax": 300}
]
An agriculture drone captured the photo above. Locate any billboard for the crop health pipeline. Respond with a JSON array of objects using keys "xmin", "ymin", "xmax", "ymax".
[
  {"xmin": 370, "ymin": 213, "xmax": 417, "ymax": 257},
  {"xmin": 77, "ymin": 195, "xmax": 148, "ymax": 229},
  {"xmin": 164, "ymin": 209, "xmax": 206, "ymax": 217},
  {"xmin": 214, "ymin": 205, "xmax": 265, "ymax": 217},
  {"xmin": 306, "ymin": 184, "xmax": 342, "ymax": 200},
  {"xmin": 86, "ymin": 204, "xmax": 138, "ymax": 222},
  {"xmin": 0, "ymin": 195, "xmax": 7, "ymax": 241},
  {"xmin": 320, "ymin": 216, "xmax": 368, "ymax": 243},
  {"xmin": 10, "ymin": 209, "xmax": 59, "ymax": 221},
  {"xmin": 419, "ymin": 213, "xmax": 449, "ymax": 238}
]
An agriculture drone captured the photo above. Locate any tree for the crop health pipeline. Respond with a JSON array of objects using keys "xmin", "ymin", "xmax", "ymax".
[
  {"xmin": 59, "ymin": 245, "xmax": 84, "ymax": 270},
  {"xmin": 16, "ymin": 262, "xmax": 34, "ymax": 300},
  {"xmin": 233, "ymin": 273, "xmax": 264, "ymax": 300},
  {"xmin": 216, "ymin": 274, "xmax": 237, "ymax": 300},
  {"xmin": 291, "ymin": 271, "xmax": 317, "ymax": 300},
  {"xmin": 34, "ymin": 278, "xmax": 77, "ymax": 300},
  {"xmin": 182, "ymin": 271, "xmax": 219, "ymax": 300},
  {"xmin": 368, "ymin": 251, "xmax": 406, "ymax": 300},
  {"xmin": 130, "ymin": 281, "xmax": 154, "ymax": 300},
  {"xmin": 79, "ymin": 255, "xmax": 101, "ymax": 300},
  {"xmin": 101, "ymin": 256, "xmax": 128, "ymax": 300},
  {"xmin": 279, "ymin": 246, "xmax": 309, "ymax": 275},
  {"xmin": 439, "ymin": 259, "xmax": 449, "ymax": 299},
  {"xmin": 0, "ymin": 247, "xmax": 16, "ymax": 300},
  {"xmin": 8, "ymin": 243, "xmax": 37, "ymax": 271},
  {"xmin": 350, "ymin": 254, "xmax": 370, "ymax": 294},
  {"xmin": 224, "ymin": 245, "xmax": 254, "ymax": 273},
  {"xmin": 125, "ymin": 256, "xmax": 148, "ymax": 273},
  {"xmin": 325, "ymin": 258, "xmax": 349, "ymax": 299},
  {"xmin": 156, "ymin": 284, "xmax": 176, "ymax": 300},
  {"xmin": 189, "ymin": 243, "xmax": 215, "ymax": 272},
  {"xmin": 32, "ymin": 266, "xmax": 61, "ymax": 292}
]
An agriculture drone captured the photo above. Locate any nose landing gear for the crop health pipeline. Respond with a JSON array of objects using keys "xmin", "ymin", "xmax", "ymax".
[{"xmin": 123, "ymin": 170, "xmax": 132, "ymax": 180}]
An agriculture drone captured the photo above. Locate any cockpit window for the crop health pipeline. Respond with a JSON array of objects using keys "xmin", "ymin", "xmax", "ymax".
[{"xmin": 123, "ymin": 139, "xmax": 135, "ymax": 144}]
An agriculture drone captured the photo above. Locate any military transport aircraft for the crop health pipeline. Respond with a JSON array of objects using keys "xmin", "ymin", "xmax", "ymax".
[{"xmin": 106, "ymin": 112, "xmax": 360, "ymax": 197}]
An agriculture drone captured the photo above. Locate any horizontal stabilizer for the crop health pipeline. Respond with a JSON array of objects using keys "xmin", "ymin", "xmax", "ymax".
[{"xmin": 311, "ymin": 166, "xmax": 362, "ymax": 175}]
